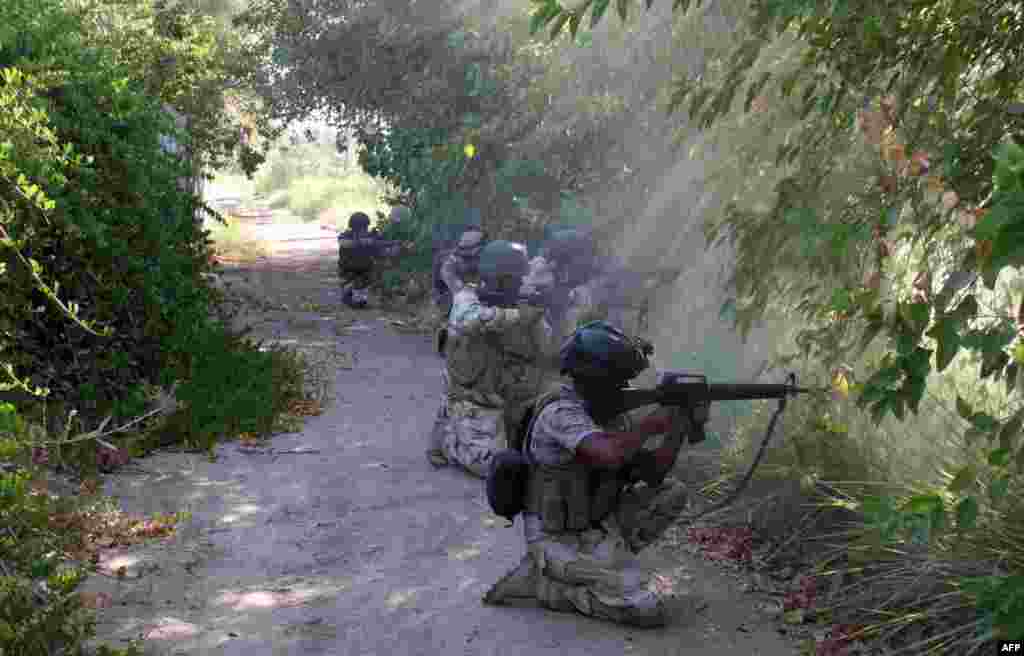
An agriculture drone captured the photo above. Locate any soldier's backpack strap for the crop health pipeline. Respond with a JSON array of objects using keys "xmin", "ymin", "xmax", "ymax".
[{"xmin": 511, "ymin": 384, "xmax": 567, "ymax": 454}]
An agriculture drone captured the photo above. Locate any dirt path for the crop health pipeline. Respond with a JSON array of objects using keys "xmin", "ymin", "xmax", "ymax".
[{"xmin": 82, "ymin": 222, "xmax": 799, "ymax": 656}]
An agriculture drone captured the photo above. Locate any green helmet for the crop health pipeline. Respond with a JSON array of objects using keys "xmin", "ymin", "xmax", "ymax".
[
  {"xmin": 478, "ymin": 240, "xmax": 529, "ymax": 284},
  {"xmin": 560, "ymin": 320, "xmax": 652, "ymax": 382}
]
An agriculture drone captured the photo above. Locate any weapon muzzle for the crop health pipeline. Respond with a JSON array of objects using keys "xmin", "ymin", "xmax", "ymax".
[{"xmin": 702, "ymin": 383, "xmax": 821, "ymax": 401}]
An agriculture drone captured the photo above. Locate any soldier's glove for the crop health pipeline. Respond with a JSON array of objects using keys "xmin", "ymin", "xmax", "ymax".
[{"xmin": 625, "ymin": 450, "xmax": 664, "ymax": 488}]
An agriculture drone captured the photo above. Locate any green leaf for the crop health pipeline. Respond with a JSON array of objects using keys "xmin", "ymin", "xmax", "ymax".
[
  {"xmin": 904, "ymin": 302, "xmax": 931, "ymax": 337},
  {"xmin": 1016, "ymin": 445, "xmax": 1024, "ymax": 471},
  {"xmin": 30, "ymin": 558, "xmax": 54, "ymax": 579},
  {"xmin": 529, "ymin": 5, "xmax": 554, "ymax": 35},
  {"xmin": 616, "ymin": 0, "xmax": 630, "ymax": 22},
  {"xmin": 989, "ymin": 447, "xmax": 1011, "ymax": 467},
  {"xmin": 998, "ymin": 413, "xmax": 1023, "ymax": 453},
  {"xmin": 862, "ymin": 494, "xmax": 895, "ymax": 521},
  {"xmin": 591, "ymin": 0, "xmax": 610, "ymax": 27},
  {"xmin": 941, "ymin": 143, "xmax": 962, "ymax": 180},
  {"xmin": 973, "ymin": 194, "xmax": 1024, "ymax": 241},
  {"xmin": 956, "ymin": 395, "xmax": 973, "ymax": 421},
  {"xmin": 927, "ymin": 316, "xmax": 960, "ymax": 372},
  {"xmin": 948, "ymin": 464, "xmax": 977, "ymax": 493},
  {"xmin": 902, "ymin": 494, "xmax": 943, "ymax": 515},
  {"xmin": 981, "ymin": 350, "xmax": 1011, "ymax": 380},
  {"xmin": 549, "ymin": 11, "xmax": 571, "ymax": 39},
  {"xmin": 892, "ymin": 395, "xmax": 906, "ymax": 420},
  {"xmin": 568, "ymin": 12, "xmax": 583, "ymax": 38},
  {"xmin": 1005, "ymin": 362, "xmax": 1018, "ymax": 394},
  {"xmin": 903, "ymin": 376, "xmax": 927, "ymax": 414},
  {"xmin": 905, "ymin": 347, "xmax": 932, "ymax": 379},
  {"xmin": 951, "ymin": 295, "xmax": 978, "ymax": 322},
  {"xmin": 830, "ymin": 287, "xmax": 852, "ymax": 313},
  {"xmin": 991, "ymin": 476, "xmax": 1010, "ymax": 501},
  {"xmin": 956, "ymin": 496, "xmax": 979, "ymax": 530},
  {"xmin": 971, "ymin": 412, "xmax": 1000, "ymax": 433}
]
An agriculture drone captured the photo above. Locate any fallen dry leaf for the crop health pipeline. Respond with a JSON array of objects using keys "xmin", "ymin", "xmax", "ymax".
[
  {"xmin": 80, "ymin": 591, "xmax": 114, "ymax": 609},
  {"xmin": 908, "ymin": 151, "xmax": 930, "ymax": 176},
  {"xmin": 79, "ymin": 478, "xmax": 100, "ymax": 496},
  {"xmin": 288, "ymin": 399, "xmax": 323, "ymax": 416},
  {"xmin": 957, "ymin": 209, "xmax": 978, "ymax": 230}
]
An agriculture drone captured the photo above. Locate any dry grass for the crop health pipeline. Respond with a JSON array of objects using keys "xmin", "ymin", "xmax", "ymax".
[{"xmin": 205, "ymin": 218, "xmax": 270, "ymax": 262}]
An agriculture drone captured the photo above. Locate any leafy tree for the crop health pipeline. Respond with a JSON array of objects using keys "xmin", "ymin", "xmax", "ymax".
[
  {"xmin": 236, "ymin": 0, "xmax": 682, "ymax": 267},
  {"xmin": 530, "ymin": 0, "xmax": 1024, "ymax": 644}
]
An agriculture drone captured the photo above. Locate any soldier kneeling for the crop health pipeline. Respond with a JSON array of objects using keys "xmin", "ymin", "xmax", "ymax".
[{"xmin": 483, "ymin": 321, "xmax": 690, "ymax": 627}]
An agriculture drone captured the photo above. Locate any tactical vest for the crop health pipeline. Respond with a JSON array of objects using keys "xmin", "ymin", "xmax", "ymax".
[
  {"xmin": 444, "ymin": 300, "xmax": 544, "ymax": 408},
  {"xmin": 521, "ymin": 387, "xmax": 627, "ymax": 534},
  {"xmin": 338, "ymin": 230, "xmax": 379, "ymax": 273}
]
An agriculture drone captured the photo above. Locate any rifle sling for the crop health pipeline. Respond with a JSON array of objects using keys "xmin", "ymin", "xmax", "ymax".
[{"xmin": 676, "ymin": 373, "xmax": 797, "ymax": 524}]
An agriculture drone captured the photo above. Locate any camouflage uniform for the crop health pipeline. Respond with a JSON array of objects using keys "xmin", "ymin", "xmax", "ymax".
[
  {"xmin": 439, "ymin": 286, "xmax": 554, "ymax": 477},
  {"xmin": 337, "ymin": 228, "xmax": 400, "ymax": 307},
  {"xmin": 483, "ymin": 384, "xmax": 688, "ymax": 627},
  {"xmin": 427, "ymin": 237, "xmax": 484, "ymax": 467}
]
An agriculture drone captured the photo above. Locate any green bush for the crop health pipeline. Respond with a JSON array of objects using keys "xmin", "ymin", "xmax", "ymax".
[
  {"xmin": 157, "ymin": 321, "xmax": 308, "ymax": 452},
  {"xmin": 1, "ymin": 0, "xmax": 212, "ymax": 424},
  {"xmin": 0, "ymin": 469, "xmax": 94, "ymax": 655},
  {"xmin": 0, "ymin": 400, "xmax": 150, "ymax": 656}
]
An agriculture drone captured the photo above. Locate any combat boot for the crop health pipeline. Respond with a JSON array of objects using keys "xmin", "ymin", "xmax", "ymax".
[
  {"xmin": 426, "ymin": 401, "xmax": 449, "ymax": 468},
  {"xmin": 482, "ymin": 556, "xmax": 537, "ymax": 605}
]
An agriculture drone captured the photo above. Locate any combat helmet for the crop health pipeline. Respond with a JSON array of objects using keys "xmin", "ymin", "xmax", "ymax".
[
  {"xmin": 348, "ymin": 212, "xmax": 371, "ymax": 232},
  {"xmin": 477, "ymin": 240, "xmax": 529, "ymax": 287},
  {"xmin": 559, "ymin": 320, "xmax": 652, "ymax": 383}
]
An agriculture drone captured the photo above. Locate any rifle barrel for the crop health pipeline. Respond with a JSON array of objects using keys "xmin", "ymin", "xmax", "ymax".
[{"xmin": 702, "ymin": 383, "xmax": 811, "ymax": 401}]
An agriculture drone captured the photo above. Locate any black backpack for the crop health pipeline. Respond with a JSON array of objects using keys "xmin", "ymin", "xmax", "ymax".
[
  {"xmin": 339, "ymin": 231, "xmax": 379, "ymax": 272},
  {"xmin": 485, "ymin": 389, "xmax": 564, "ymax": 524}
]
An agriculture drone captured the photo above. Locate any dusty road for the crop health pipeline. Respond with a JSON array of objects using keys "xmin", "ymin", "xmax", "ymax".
[{"xmin": 82, "ymin": 222, "xmax": 798, "ymax": 656}]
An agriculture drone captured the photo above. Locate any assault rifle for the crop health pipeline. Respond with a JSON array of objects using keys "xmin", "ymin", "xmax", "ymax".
[
  {"xmin": 614, "ymin": 371, "xmax": 825, "ymax": 516},
  {"xmin": 604, "ymin": 370, "xmax": 818, "ymax": 434}
]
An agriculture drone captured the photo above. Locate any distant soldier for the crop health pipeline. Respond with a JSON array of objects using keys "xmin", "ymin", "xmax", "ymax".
[
  {"xmin": 433, "ymin": 226, "xmax": 486, "ymax": 319},
  {"xmin": 336, "ymin": 211, "xmax": 403, "ymax": 308}
]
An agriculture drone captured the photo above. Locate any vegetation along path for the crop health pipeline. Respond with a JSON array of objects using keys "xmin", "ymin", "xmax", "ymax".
[{"xmin": 78, "ymin": 223, "xmax": 798, "ymax": 655}]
